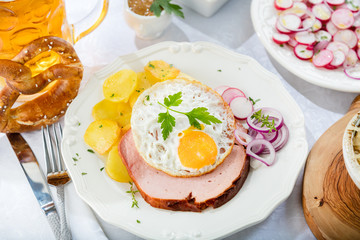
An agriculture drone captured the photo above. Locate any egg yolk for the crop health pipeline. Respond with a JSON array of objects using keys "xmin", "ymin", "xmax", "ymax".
[{"xmin": 178, "ymin": 130, "xmax": 218, "ymax": 170}]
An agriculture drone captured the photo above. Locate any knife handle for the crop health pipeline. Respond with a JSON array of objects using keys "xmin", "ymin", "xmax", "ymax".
[{"xmin": 45, "ymin": 208, "xmax": 61, "ymax": 240}]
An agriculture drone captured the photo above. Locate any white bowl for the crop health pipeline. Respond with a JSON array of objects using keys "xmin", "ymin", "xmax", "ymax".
[
  {"xmin": 175, "ymin": 0, "xmax": 229, "ymax": 17},
  {"xmin": 343, "ymin": 112, "xmax": 360, "ymax": 189},
  {"xmin": 123, "ymin": 0, "xmax": 172, "ymax": 39}
]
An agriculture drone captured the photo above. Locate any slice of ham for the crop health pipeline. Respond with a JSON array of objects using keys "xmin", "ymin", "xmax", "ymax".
[{"xmin": 119, "ymin": 130, "xmax": 250, "ymax": 212}]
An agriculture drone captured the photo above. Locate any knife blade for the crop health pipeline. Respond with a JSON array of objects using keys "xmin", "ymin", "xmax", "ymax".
[{"xmin": 7, "ymin": 133, "xmax": 61, "ymax": 240}]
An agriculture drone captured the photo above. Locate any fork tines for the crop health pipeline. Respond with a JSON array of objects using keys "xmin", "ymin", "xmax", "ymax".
[{"xmin": 42, "ymin": 122, "xmax": 65, "ymax": 176}]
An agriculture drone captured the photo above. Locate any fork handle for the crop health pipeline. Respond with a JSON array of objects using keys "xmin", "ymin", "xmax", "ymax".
[{"xmin": 56, "ymin": 185, "xmax": 72, "ymax": 240}]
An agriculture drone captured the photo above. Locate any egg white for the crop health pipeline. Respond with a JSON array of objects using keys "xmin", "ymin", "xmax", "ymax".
[{"xmin": 131, "ymin": 78, "xmax": 235, "ymax": 177}]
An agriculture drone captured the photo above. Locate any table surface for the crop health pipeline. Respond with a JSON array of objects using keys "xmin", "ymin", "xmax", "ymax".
[{"xmin": 1, "ymin": 0, "xmax": 358, "ymax": 239}]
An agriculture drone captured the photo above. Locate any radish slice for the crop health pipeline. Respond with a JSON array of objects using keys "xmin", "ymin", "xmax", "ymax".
[
  {"xmin": 357, "ymin": 48, "xmax": 360, "ymax": 59},
  {"xmin": 355, "ymin": 27, "xmax": 360, "ymax": 39},
  {"xmin": 229, "ymin": 96, "xmax": 254, "ymax": 120},
  {"xmin": 314, "ymin": 40, "xmax": 330, "ymax": 52},
  {"xmin": 273, "ymin": 33, "xmax": 291, "ymax": 44},
  {"xmin": 329, "ymin": 50, "xmax": 346, "ymax": 66},
  {"xmin": 303, "ymin": 18, "xmax": 322, "ymax": 32},
  {"xmin": 312, "ymin": 4, "xmax": 332, "ymax": 21},
  {"xmin": 221, "ymin": 88, "xmax": 246, "ymax": 104},
  {"xmin": 326, "ymin": 41, "xmax": 350, "ymax": 54},
  {"xmin": 344, "ymin": 49, "xmax": 358, "ymax": 68},
  {"xmin": 326, "ymin": 0, "xmax": 345, "ymax": 6},
  {"xmin": 214, "ymin": 85, "xmax": 230, "ymax": 96},
  {"xmin": 333, "ymin": 29, "xmax": 358, "ymax": 48},
  {"xmin": 345, "ymin": 64, "xmax": 360, "ymax": 79},
  {"xmin": 313, "ymin": 49, "xmax": 334, "ymax": 67},
  {"xmin": 315, "ymin": 30, "xmax": 332, "ymax": 41},
  {"xmin": 246, "ymin": 139, "xmax": 276, "ymax": 167},
  {"xmin": 274, "ymin": 0, "xmax": 294, "ymax": 10},
  {"xmin": 309, "ymin": 0, "xmax": 324, "ymax": 4},
  {"xmin": 295, "ymin": 31, "xmax": 316, "ymax": 45},
  {"xmin": 326, "ymin": 21, "xmax": 339, "ymax": 35},
  {"xmin": 288, "ymin": 37, "xmax": 298, "ymax": 47},
  {"xmin": 346, "ymin": 0, "xmax": 360, "ymax": 12},
  {"xmin": 279, "ymin": 13, "xmax": 302, "ymax": 31},
  {"xmin": 294, "ymin": 44, "xmax": 314, "ymax": 60},
  {"xmin": 276, "ymin": 19, "xmax": 292, "ymax": 33},
  {"xmin": 331, "ymin": 9, "xmax": 354, "ymax": 29}
]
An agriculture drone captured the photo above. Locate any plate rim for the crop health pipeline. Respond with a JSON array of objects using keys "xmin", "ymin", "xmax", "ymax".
[{"xmin": 62, "ymin": 41, "xmax": 308, "ymax": 239}]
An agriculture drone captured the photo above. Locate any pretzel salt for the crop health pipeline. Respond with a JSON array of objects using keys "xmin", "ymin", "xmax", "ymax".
[{"xmin": 0, "ymin": 36, "xmax": 83, "ymax": 132}]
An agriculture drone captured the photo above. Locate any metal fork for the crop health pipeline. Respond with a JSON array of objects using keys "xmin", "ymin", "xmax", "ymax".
[{"xmin": 42, "ymin": 123, "xmax": 72, "ymax": 240}]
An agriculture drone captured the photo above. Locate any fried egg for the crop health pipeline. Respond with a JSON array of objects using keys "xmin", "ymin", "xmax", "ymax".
[{"xmin": 131, "ymin": 78, "xmax": 235, "ymax": 177}]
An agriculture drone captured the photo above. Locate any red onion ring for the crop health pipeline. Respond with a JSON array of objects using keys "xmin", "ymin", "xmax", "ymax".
[
  {"xmin": 234, "ymin": 129, "xmax": 253, "ymax": 146},
  {"xmin": 246, "ymin": 139, "xmax": 276, "ymax": 166},
  {"xmin": 262, "ymin": 123, "xmax": 289, "ymax": 154},
  {"xmin": 247, "ymin": 107, "xmax": 284, "ymax": 133}
]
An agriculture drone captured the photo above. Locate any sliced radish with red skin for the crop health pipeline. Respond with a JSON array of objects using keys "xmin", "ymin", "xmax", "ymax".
[
  {"xmin": 346, "ymin": 0, "xmax": 360, "ymax": 12},
  {"xmin": 313, "ymin": 49, "xmax": 334, "ymax": 67},
  {"xmin": 295, "ymin": 31, "xmax": 316, "ymax": 45},
  {"xmin": 274, "ymin": 0, "xmax": 294, "ymax": 10},
  {"xmin": 294, "ymin": 44, "xmax": 314, "ymax": 60},
  {"xmin": 324, "ymin": 64, "xmax": 338, "ymax": 69},
  {"xmin": 279, "ymin": 13, "xmax": 302, "ymax": 31},
  {"xmin": 292, "ymin": 2, "xmax": 307, "ymax": 14},
  {"xmin": 273, "ymin": 33, "xmax": 291, "ymax": 44},
  {"xmin": 357, "ymin": 48, "xmax": 360, "ymax": 59},
  {"xmin": 326, "ymin": 21, "xmax": 339, "ymax": 35},
  {"xmin": 315, "ymin": 30, "xmax": 332, "ymax": 41},
  {"xmin": 333, "ymin": 29, "xmax": 358, "ymax": 48},
  {"xmin": 276, "ymin": 19, "xmax": 292, "ymax": 33},
  {"xmin": 214, "ymin": 85, "xmax": 230, "ymax": 96},
  {"xmin": 355, "ymin": 27, "xmax": 360, "ymax": 39},
  {"xmin": 326, "ymin": 0, "xmax": 345, "ymax": 6},
  {"xmin": 344, "ymin": 64, "xmax": 360, "ymax": 79},
  {"xmin": 314, "ymin": 40, "xmax": 330, "ymax": 52},
  {"xmin": 331, "ymin": 9, "xmax": 354, "ymax": 29},
  {"xmin": 229, "ymin": 96, "xmax": 254, "ymax": 120},
  {"xmin": 288, "ymin": 37, "xmax": 298, "ymax": 47},
  {"xmin": 329, "ymin": 50, "xmax": 346, "ymax": 66},
  {"xmin": 221, "ymin": 88, "xmax": 246, "ymax": 104},
  {"xmin": 303, "ymin": 18, "xmax": 322, "ymax": 32},
  {"xmin": 312, "ymin": 4, "xmax": 332, "ymax": 21},
  {"xmin": 326, "ymin": 41, "xmax": 350, "ymax": 54},
  {"xmin": 344, "ymin": 49, "xmax": 358, "ymax": 68},
  {"xmin": 309, "ymin": 0, "xmax": 324, "ymax": 4}
]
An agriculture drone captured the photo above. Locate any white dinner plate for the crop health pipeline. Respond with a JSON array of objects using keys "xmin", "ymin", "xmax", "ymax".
[
  {"xmin": 251, "ymin": 0, "xmax": 360, "ymax": 93},
  {"xmin": 62, "ymin": 41, "xmax": 308, "ymax": 240}
]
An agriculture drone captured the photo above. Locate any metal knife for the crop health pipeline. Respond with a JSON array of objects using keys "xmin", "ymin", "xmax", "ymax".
[{"xmin": 7, "ymin": 133, "xmax": 61, "ymax": 240}]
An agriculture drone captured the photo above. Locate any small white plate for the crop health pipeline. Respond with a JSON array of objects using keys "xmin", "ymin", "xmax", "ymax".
[
  {"xmin": 62, "ymin": 41, "xmax": 308, "ymax": 240},
  {"xmin": 251, "ymin": 0, "xmax": 360, "ymax": 93}
]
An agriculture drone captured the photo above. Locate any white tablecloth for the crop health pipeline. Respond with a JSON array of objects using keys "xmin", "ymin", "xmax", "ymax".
[{"xmin": 1, "ymin": 0, "xmax": 357, "ymax": 239}]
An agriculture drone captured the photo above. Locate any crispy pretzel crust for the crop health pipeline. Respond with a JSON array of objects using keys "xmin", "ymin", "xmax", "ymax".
[{"xmin": 0, "ymin": 36, "xmax": 83, "ymax": 133}]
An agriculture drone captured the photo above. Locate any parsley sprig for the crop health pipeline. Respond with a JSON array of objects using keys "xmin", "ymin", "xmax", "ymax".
[
  {"xmin": 126, "ymin": 182, "xmax": 139, "ymax": 208},
  {"xmin": 158, "ymin": 92, "xmax": 222, "ymax": 140},
  {"xmin": 150, "ymin": 0, "xmax": 184, "ymax": 18},
  {"xmin": 251, "ymin": 109, "xmax": 276, "ymax": 133}
]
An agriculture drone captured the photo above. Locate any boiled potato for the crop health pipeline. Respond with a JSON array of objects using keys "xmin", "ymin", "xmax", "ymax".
[
  {"xmin": 84, "ymin": 120, "xmax": 121, "ymax": 155},
  {"xmin": 144, "ymin": 60, "xmax": 180, "ymax": 84},
  {"xmin": 103, "ymin": 69, "xmax": 137, "ymax": 102},
  {"xmin": 92, "ymin": 100, "xmax": 132, "ymax": 128},
  {"xmin": 129, "ymin": 72, "xmax": 152, "ymax": 108},
  {"xmin": 105, "ymin": 145, "xmax": 132, "ymax": 183}
]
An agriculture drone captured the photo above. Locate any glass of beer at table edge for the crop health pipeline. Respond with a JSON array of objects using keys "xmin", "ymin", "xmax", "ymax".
[{"xmin": 0, "ymin": 0, "xmax": 108, "ymax": 101}]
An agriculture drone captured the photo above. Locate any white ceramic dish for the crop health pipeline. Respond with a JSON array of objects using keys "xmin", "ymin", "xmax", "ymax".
[
  {"xmin": 62, "ymin": 41, "xmax": 308, "ymax": 240},
  {"xmin": 343, "ymin": 112, "xmax": 360, "ymax": 189},
  {"xmin": 175, "ymin": 0, "xmax": 229, "ymax": 17},
  {"xmin": 251, "ymin": 0, "xmax": 360, "ymax": 93}
]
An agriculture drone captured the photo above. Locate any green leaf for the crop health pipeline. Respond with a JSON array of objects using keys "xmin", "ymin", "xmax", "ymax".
[
  {"xmin": 185, "ymin": 107, "xmax": 222, "ymax": 127},
  {"xmin": 164, "ymin": 92, "xmax": 182, "ymax": 107},
  {"xmin": 150, "ymin": 0, "xmax": 184, "ymax": 18},
  {"xmin": 158, "ymin": 111, "xmax": 176, "ymax": 140}
]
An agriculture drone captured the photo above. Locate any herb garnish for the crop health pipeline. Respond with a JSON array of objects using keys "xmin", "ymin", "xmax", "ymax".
[
  {"xmin": 157, "ymin": 92, "xmax": 221, "ymax": 140},
  {"xmin": 248, "ymin": 97, "xmax": 260, "ymax": 106},
  {"xmin": 81, "ymin": 172, "xmax": 87, "ymax": 175},
  {"xmin": 217, "ymin": 69, "xmax": 222, "ymax": 72},
  {"xmin": 136, "ymin": 219, "xmax": 141, "ymax": 223},
  {"xmin": 100, "ymin": 167, "xmax": 104, "ymax": 171},
  {"xmin": 87, "ymin": 149, "xmax": 95, "ymax": 153},
  {"xmin": 110, "ymin": 93, "xmax": 115, "ymax": 98},
  {"xmin": 150, "ymin": 0, "xmax": 184, "ymax": 18},
  {"xmin": 251, "ymin": 109, "xmax": 276, "ymax": 133},
  {"xmin": 126, "ymin": 182, "xmax": 139, "ymax": 208}
]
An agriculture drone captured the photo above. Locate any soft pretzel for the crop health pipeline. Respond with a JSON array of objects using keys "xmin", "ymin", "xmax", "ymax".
[{"xmin": 0, "ymin": 36, "xmax": 83, "ymax": 133}]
